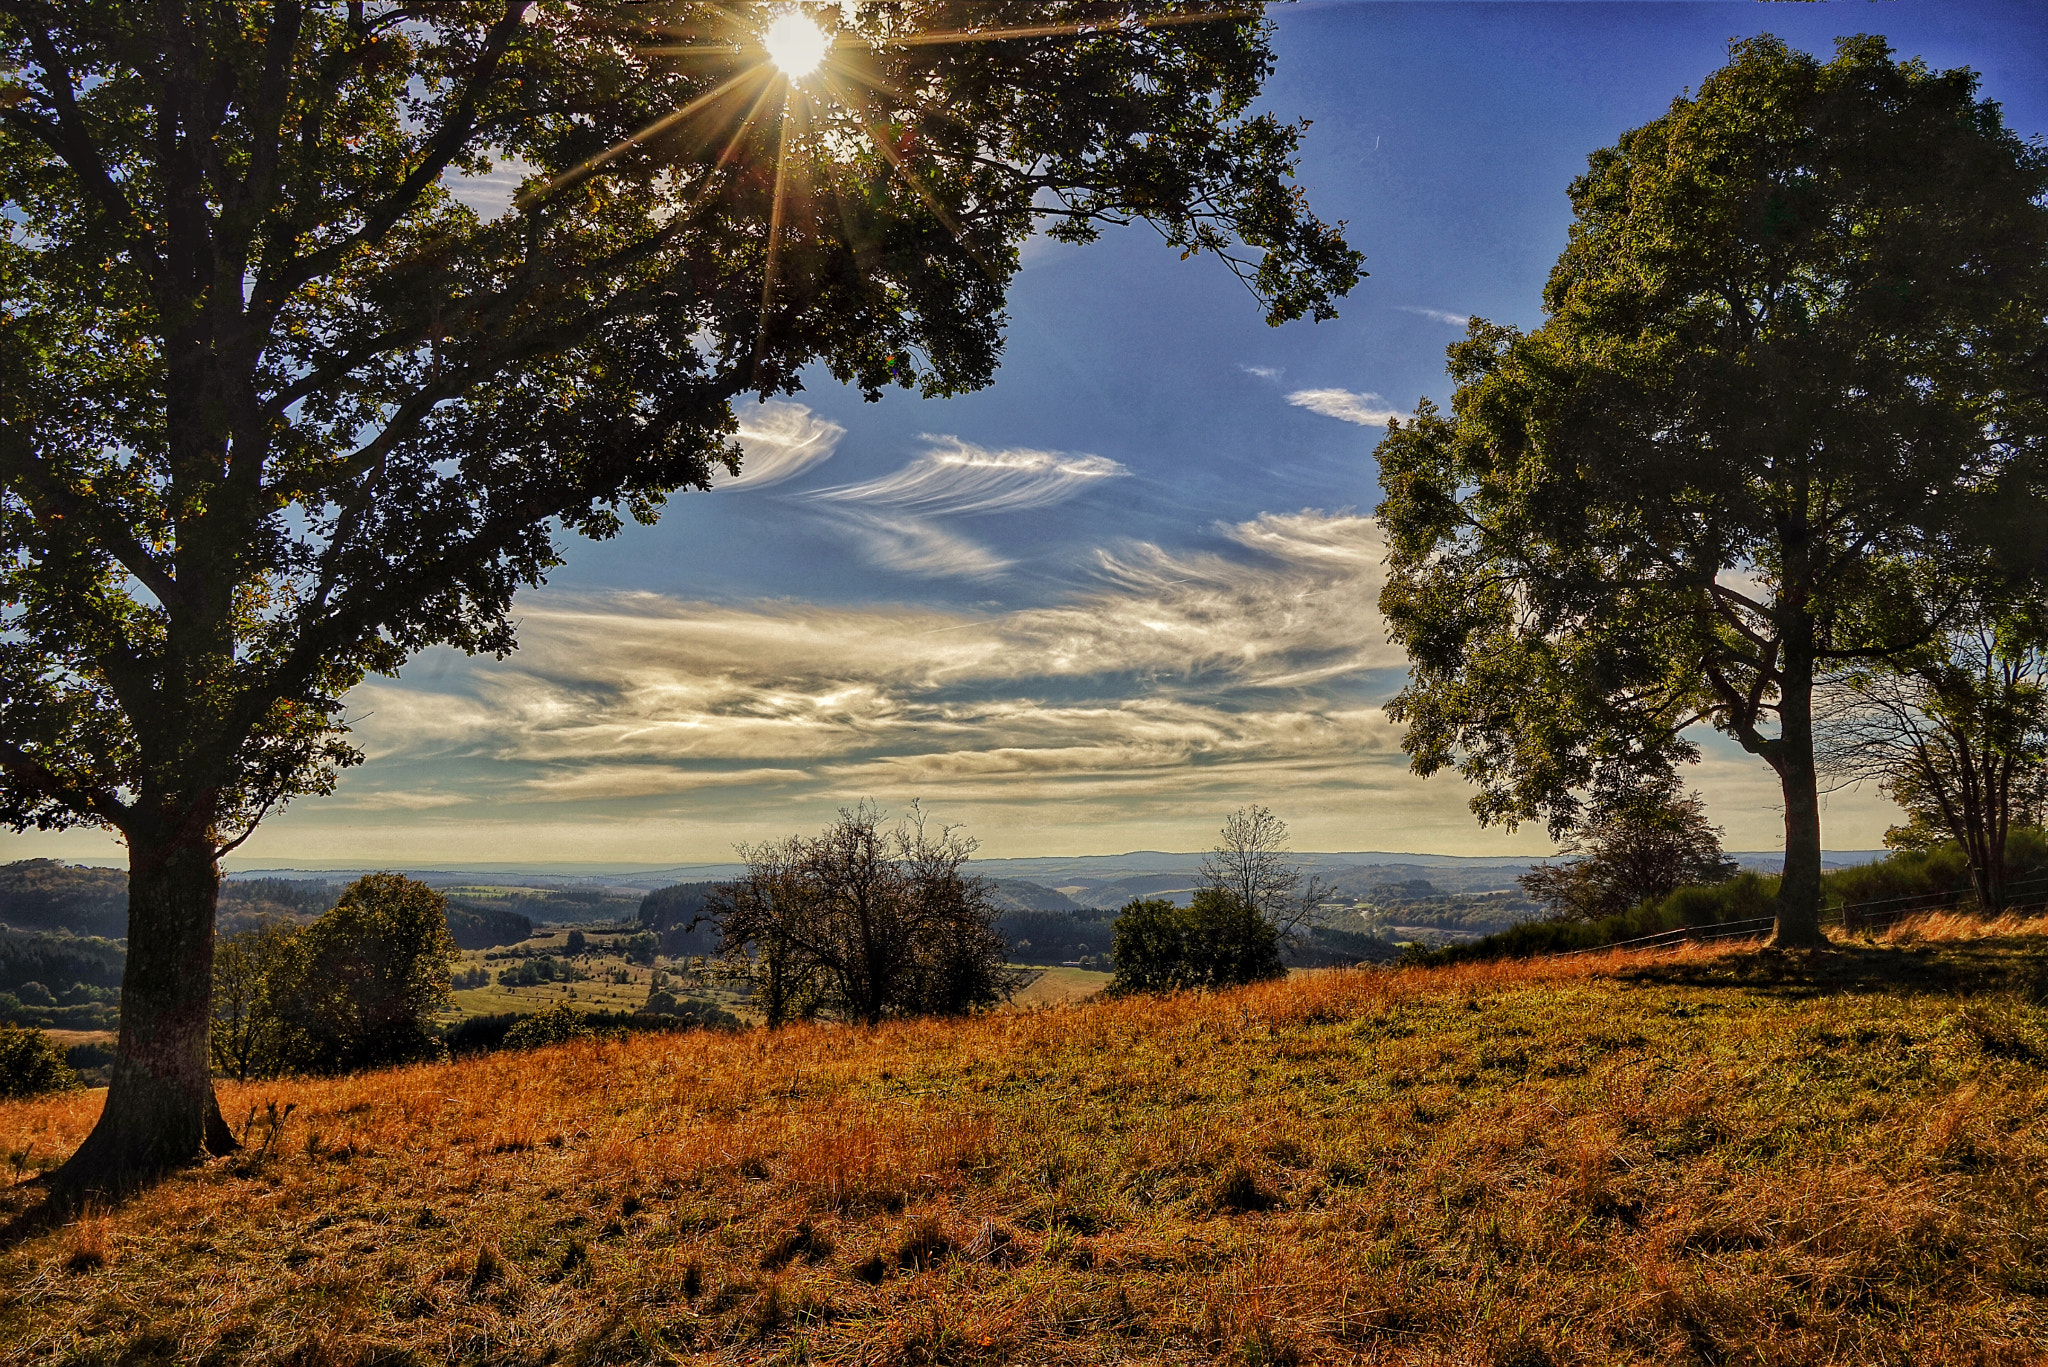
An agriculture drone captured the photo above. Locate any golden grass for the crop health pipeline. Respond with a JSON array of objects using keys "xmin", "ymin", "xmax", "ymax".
[{"xmin": 3, "ymin": 921, "xmax": 2047, "ymax": 1365}]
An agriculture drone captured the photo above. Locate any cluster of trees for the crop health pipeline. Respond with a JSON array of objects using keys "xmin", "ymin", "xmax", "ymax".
[
  {"xmin": 496, "ymin": 955, "xmax": 580, "ymax": 989},
  {"xmin": 0, "ymin": 927, "xmax": 125, "ymax": 1030},
  {"xmin": 707, "ymin": 804, "xmax": 1022, "ymax": 1027},
  {"xmin": 1109, "ymin": 807, "xmax": 1324, "ymax": 993},
  {"xmin": 1376, "ymin": 36, "xmax": 2048, "ymax": 943},
  {"xmin": 210, "ymin": 875, "xmax": 455, "ymax": 1081}
]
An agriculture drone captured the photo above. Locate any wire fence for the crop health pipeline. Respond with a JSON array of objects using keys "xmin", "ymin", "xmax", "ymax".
[{"xmin": 1554, "ymin": 869, "xmax": 2048, "ymax": 960}]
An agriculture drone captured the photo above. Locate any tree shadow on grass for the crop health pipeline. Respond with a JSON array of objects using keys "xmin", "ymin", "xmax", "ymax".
[
  {"xmin": 1612, "ymin": 935, "xmax": 2048, "ymax": 1002},
  {"xmin": 0, "ymin": 1176, "xmax": 90, "ymax": 1255}
]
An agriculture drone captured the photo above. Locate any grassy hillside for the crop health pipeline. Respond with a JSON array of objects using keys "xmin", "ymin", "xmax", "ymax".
[{"xmin": 3, "ymin": 916, "xmax": 2046, "ymax": 1364}]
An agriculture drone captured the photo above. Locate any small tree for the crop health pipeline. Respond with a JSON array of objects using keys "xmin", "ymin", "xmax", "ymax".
[
  {"xmin": 1818, "ymin": 611, "xmax": 2048, "ymax": 911},
  {"xmin": 708, "ymin": 803, "xmax": 1020, "ymax": 1025},
  {"xmin": 1517, "ymin": 775, "xmax": 1738, "ymax": 922},
  {"xmin": 1199, "ymin": 805, "xmax": 1327, "ymax": 943},
  {"xmin": 209, "ymin": 920, "xmax": 302, "ymax": 1081},
  {"xmin": 502, "ymin": 1002, "xmax": 593, "ymax": 1052},
  {"xmin": 286, "ymin": 874, "xmax": 456, "ymax": 1074},
  {"xmin": 710, "ymin": 834, "xmax": 829, "ymax": 1029}
]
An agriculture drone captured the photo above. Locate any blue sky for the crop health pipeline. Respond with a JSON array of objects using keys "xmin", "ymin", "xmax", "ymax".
[{"xmin": 18, "ymin": 1, "xmax": 2048, "ymax": 868}]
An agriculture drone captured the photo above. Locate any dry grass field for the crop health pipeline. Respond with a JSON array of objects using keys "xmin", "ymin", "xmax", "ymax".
[{"xmin": 3, "ymin": 914, "xmax": 2047, "ymax": 1366}]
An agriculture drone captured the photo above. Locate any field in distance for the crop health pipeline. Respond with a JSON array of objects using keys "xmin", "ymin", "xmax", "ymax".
[{"xmin": 4, "ymin": 915, "xmax": 2045, "ymax": 1364}]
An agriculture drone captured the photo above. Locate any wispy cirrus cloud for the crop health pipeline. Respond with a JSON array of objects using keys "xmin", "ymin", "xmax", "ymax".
[
  {"xmin": 716, "ymin": 400, "xmax": 846, "ymax": 489},
  {"xmin": 1398, "ymin": 305, "xmax": 1474, "ymax": 327},
  {"xmin": 810, "ymin": 436, "xmax": 1126, "ymax": 515},
  {"xmin": 1286, "ymin": 388, "xmax": 1408, "ymax": 427},
  {"xmin": 801, "ymin": 434, "xmax": 1126, "ymax": 578},
  {"xmin": 1240, "ymin": 364, "xmax": 1283, "ymax": 380},
  {"xmin": 339, "ymin": 511, "xmax": 1403, "ymax": 816},
  {"xmin": 825, "ymin": 508, "xmax": 1014, "ymax": 579}
]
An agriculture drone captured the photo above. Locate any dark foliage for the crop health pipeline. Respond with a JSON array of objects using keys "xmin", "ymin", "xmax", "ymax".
[
  {"xmin": 440, "ymin": 900, "xmax": 537, "ymax": 950},
  {"xmin": 0, "ymin": 1022, "xmax": 77, "ymax": 1097},
  {"xmin": 998, "ymin": 908, "xmax": 1120, "ymax": 964},
  {"xmin": 1109, "ymin": 890, "xmax": 1286, "ymax": 994},
  {"xmin": 1285, "ymin": 924, "xmax": 1402, "ymax": 968},
  {"xmin": 638, "ymin": 882, "xmax": 724, "ymax": 957},
  {"xmin": 0, "ymin": 860, "xmax": 127, "ymax": 937},
  {"xmin": 446, "ymin": 1000, "xmax": 738, "ymax": 1055},
  {"xmin": 0, "ymin": 927, "xmax": 124, "ymax": 1028}
]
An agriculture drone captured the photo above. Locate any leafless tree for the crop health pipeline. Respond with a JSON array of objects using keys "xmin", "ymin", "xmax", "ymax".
[
  {"xmin": 708, "ymin": 802, "xmax": 1021, "ymax": 1026},
  {"xmin": 1199, "ymin": 806, "xmax": 1327, "ymax": 942},
  {"xmin": 1817, "ymin": 619, "xmax": 2048, "ymax": 912}
]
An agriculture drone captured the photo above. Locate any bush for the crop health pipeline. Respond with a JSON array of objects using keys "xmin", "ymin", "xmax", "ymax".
[
  {"xmin": 501, "ymin": 1002, "xmax": 594, "ymax": 1051},
  {"xmin": 448, "ymin": 1001, "xmax": 738, "ymax": 1054},
  {"xmin": 1109, "ymin": 889, "xmax": 1285, "ymax": 994},
  {"xmin": 0, "ymin": 1023, "xmax": 77, "ymax": 1098},
  {"xmin": 444, "ymin": 1011, "xmax": 526, "ymax": 1054}
]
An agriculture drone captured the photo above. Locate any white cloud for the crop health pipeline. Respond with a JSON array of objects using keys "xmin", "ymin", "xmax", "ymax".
[
  {"xmin": 717, "ymin": 400, "xmax": 846, "ymax": 489},
  {"xmin": 1287, "ymin": 388, "xmax": 1407, "ymax": 428},
  {"xmin": 340, "ymin": 511, "xmax": 1403, "ymax": 810},
  {"xmin": 442, "ymin": 157, "xmax": 539, "ymax": 221},
  {"xmin": 1240, "ymin": 364, "xmax": 1283, "ymax": 380},
  {"xmin": 811, "ymin": 436, "xmax": 1126, "ymax": 515},
  {"xmin": 1398, "ymin": 306, "xmax": 1474, "ymax": 327},
  {"xmin": 826, "ymin": 508, "xmax": 1012, "ymax": 579}
]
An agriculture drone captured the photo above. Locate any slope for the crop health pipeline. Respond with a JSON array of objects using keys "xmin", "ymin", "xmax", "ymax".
[{"xmin": 2, "ymin": 917, "xmax": 2045, "ymax": 1365}]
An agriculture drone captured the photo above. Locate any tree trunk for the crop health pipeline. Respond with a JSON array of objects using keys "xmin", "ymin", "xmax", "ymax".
[
  {"xmin": 1771, "ymin": 623, "xmax": 1829, "ymax": 948},
  {"xmin": 53, "ymin": 831, "xmax": 234, "ymax": 1192}
]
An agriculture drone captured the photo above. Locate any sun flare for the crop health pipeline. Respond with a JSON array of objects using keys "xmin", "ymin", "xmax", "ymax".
[{"xmin": 763, "ymin": 11, "xmax": 829, "ymax": 77}]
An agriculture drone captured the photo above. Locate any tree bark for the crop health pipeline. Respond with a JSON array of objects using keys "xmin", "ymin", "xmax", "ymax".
[
  {"xmin": 53, "ymin": 830, "xmax": 234, "ymax": 1192},
  {"xmin": 1771, "ymin": 631, "xmax": 1828, "ymax": 948}
]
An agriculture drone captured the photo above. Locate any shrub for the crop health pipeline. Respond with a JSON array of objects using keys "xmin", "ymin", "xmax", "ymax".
[
  {"xmin": 502, "ymin": 1002, "xmax": 594, "ymax": 1051},
  {"xmin": 0, "ymin": 1023, "xmax": 77, "ymax": 1098}
]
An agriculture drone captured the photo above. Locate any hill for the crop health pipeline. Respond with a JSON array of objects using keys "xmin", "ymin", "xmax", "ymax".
[
  {"xmin": 0, "ymin": 861, "xmax": 127, "ymax": 938},
  {"xmin": 3, "ymin": 915, "xmax": 2044, "ymax": 1364}
]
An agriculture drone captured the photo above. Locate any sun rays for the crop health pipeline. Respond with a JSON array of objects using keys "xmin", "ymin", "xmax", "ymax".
[{"xmin": 512, "ymin": 3, "xmax": 1256, "ymax": 349}]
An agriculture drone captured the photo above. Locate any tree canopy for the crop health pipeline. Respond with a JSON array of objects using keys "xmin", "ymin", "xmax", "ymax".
[
  {"xmin": 1376, "ymin": 35, "xmax": 2048, "ymax": 944},
  {"xmin": 0, "ymin": 0, "xmax": 1361, "ymax": 1188}
]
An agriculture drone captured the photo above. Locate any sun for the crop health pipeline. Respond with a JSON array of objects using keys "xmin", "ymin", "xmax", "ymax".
[{"xmin": 762, "ymin": 11, "xmax": 829, "ymax": 78}]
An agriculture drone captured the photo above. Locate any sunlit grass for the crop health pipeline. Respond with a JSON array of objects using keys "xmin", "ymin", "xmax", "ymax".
[{"xmin": 4, "ymin": 915, "xmax": 2046, "ymax": 1363}]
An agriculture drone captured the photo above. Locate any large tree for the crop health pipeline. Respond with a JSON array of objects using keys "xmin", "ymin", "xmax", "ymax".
[
  {"xmin": 1376, "ymin": 35, "xmax": 2048, "ymax": 947},
  {"xmin": 0, "ymin": 1, "xmax": 1361, "ymax": 1188}
]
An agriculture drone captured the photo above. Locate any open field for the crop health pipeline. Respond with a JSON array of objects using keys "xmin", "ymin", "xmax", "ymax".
[
  {"xmin": 1007, "ymin": 967, "xmax": 1111, "ymax": 1010},
  {"xmin": 3, "ymin": 914, "xmax": 2047, "ymax": 1365}
]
